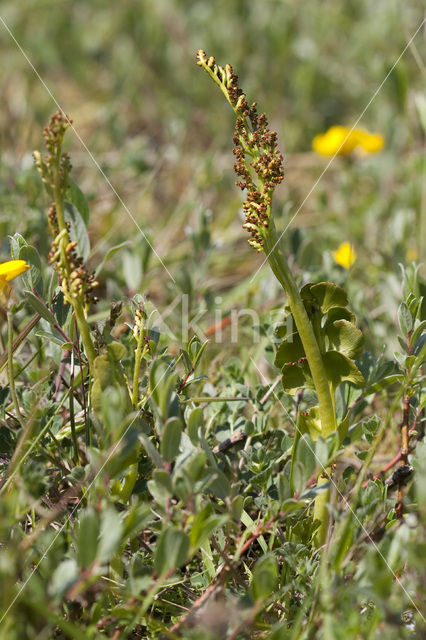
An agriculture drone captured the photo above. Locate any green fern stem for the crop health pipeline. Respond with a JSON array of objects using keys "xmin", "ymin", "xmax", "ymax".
[
  {"xmin": 263, "ymin": 222, "xmax": 337, "ymax": 436},
  {"xmin": 52, "ymin": 161, "xmax": 96, "ymax": 370},
  {"xmin": 263, "ymin": 222, "xmax": 335, "ymax": 547}
]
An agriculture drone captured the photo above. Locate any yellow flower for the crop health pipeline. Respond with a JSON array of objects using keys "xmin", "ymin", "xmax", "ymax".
[
  {"xmin": 313, "ymin": 126, "xmax": 384, "ymax": 156},
  {"xmin": 354, "ymin": 131, "xmax": 384, "ymax": 153},
  {"xmin": 0, "ymin": 260, "xmax": 29, "ymax": 300},
  {"xmin": 332, "ymin": 242, "xmax": 356, "ymax": 269}
]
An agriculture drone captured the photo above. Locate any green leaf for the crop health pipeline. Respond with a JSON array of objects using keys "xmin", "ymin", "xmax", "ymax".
[
  {"xmin": 149, "ymin": 359, "xmax": 179, "ymax": 422},
  {"xmin": 76, "ymin": 508, "xmax": 100, "ymax": 569},
  {"xmin": 147, "ymin": 478, "xmax": 170, "ymax": 506},
  {"xmin": 24, "ymin": 291, "xmax": 55, "ymax": 325},
  {"xmin": 274, "ymin": 333, "xmax": 304, "ymax": 369},
  {"xmin": 19, "ymin": 245, "xmax": 42, "ymax": 292},
  {"xmin": 302, "ymin": 282, "xmax": 348, "ymax": 313},
  {"xmin": 398, "ymin": 302, "xmax": 413, "ymax": 336},
  {"xmin": 122, "ymin": 250, "xmax": 143, "ymax": 291},
  {"xmin": 139, "ymin": 434, "xmax": 164, "ymax": 469},
  {"xmin": 95, "ymin": 241, "xmax": 130, "ymax": 277},
  {"xmin": 277, "ymin": 473, "xmax": 292, "ymax": 501},
  {"xmin": 64, "ymin": 202, "xmax": 90, "ymax": 261},
  {"xmin": 361, "ymin": 416, "xmax": 380, "ymax": 444},
  {"xmin": 180, "ymin": 349, "xmax": 193, "ymax": 372},
  {"xmin": 107, "ymin": 341, "xmax": 127, "ymax": 362},
  {"xmin": 240, "ymin": 510, "xmax": 268, "ymax": 554},
  {"xmin": 207, "ymin": 468, "xmax": 231, "ymax": 500},
  {"xmin": 411, "ymin": 319, "xmax": 426, "ymax": 346},
  {"xmin": 323, "ymin": 351, "xmax": 364, "ymax": 389},
  {"xmin": 324, "ymin": 306, "xmax": 355, "ymax": 326},
  {"xmin": 187, "ymin": 407, "xmax": 204, "ymax": 444},
  {"xmin": 250, "ymin": 554, "xmax": 278, "ymax": 602},
  {"xmin": 66, "ymin": 178, "xmax": 90, "ymax": 226},
  {"xmin": 49, "ymin": 559, "xmax": 79, "ymax": 599},
  {"xmin": 35, "ymin": 329, "xmax": 67, "ymax": 346},
  {"xmin": 337, "ymin": 411, "xmax": 350, "ymax": 443},
  {"xmin": 193, "ymin": 341, "xmax": 209, "ymax": 370},
  {"xmin": 364, "ymin": 374, "xmax": 403, "ymax": 395},
  {"xmin": 190, "ymin": 504, "xmax": 227, "ymax": 549},
  {"xmin": 231, "ymin": 495, "xmax": 244, "ymax": 520},
  {"xmin": 413, "ymin": 440, "xmax": 426, "ymax": 509},
  {"xmin": 154, "ymin": 527, "xmax": 189, "ymax": 576},
  {"xmin": 274, "ymin": 319, "xmax": 291, "ymax": 339},
  {"xmin": 98, "ymin": 507, "xmax": 123, "ymax": 563},
  {"xmin": 295, "ymin": 434, "xmax": 317, "ymax": 479},
  {"xmin": 160, "ymin": 417, "xmax": 182, "ymax": 462},
  {"xmin": 291, "ymin": 461, "xmax": 306, "ymax": 494},
  {"xmin": 326, "ymin": 320, "xmax": 364, "ymax": 359},
  {"xmin": 122, "ymin": 502, "xmax": 153, "ymax": 540},
  {"xmin": 152, "ymin": 469, "xmax": 173, "ymax": 495},
  {"xmin": 281, "ymin": 360, "xmax": 313, "ymax": 394},
  {"xmin": 9, "ymin": 233, "xmax": 28, "ymax": 260}
]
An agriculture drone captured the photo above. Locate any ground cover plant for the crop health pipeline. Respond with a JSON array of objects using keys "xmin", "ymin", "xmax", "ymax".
[{"xmin": 0, "ymin": 2, "xmax": 426, "ymax": 639}]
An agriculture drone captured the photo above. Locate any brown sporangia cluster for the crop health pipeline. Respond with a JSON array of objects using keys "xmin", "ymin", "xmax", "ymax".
[
  {"xmin": 47, "ymin": 203, "xmax": 59, "ymax": 237},
  {"xmin": 33, "ymin": 110, "xmax": 72, "ymax": 200},
  {"xmin": 62, "ymin": 239, "xmax": 99, "ymax": 304},
  {"xmin": 34, "ymin": 110, "xmax": 98, "ymax": 306},
  {"xmin": 196, "ymin": 50, "xmax": 284, "ymax": 251}
]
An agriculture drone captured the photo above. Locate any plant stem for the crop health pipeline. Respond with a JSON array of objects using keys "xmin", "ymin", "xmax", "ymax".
[
  {"xmin": 312, "ymin": 479, "xmax": 330, "ymax": 546},
  {"xmin": 73, "ymin": 300, "xmax": 96, "ymax": 369},
  {"xmin": 198, "ymin": 55, "xmax": 337, "ymax": 546},
  {"xmin": 132, "ymin": 339, "xmax": 148, "ymax": 409},
  {"xmin": 69, "ymin": 349, "xmax": 80, "ymax": 464},
  {"xmin": 263, "ymin": 222, "xmax": 337, "ymax": 436},
  {"xmin": 263, "ymin": 222, "xmax": 337, "ymax": 546}
]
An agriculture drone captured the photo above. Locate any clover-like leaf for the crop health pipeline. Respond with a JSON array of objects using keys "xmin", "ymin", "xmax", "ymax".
[
  {"xmin": 324, "ymin": 306, "xmax": 355, "ymax": 327},
  {"xmin": 302, "ymin": 282, "xmax": 348, "ymax": 314},
  {"xmin": 309, "ymin": 282, "xmax": 349, "ymax": 313},
  {"xmin": 274, "ymin": 319, "xmax": 291, "ymax": 339},
  {"xmin": 326, "ymin": 319, "xmax": 364, "ymax": 359},
  {"xmin": 281, "ymin": 359, "xmax": 314, "ymax": 394},
  {"xmin": 274, "ymin": 333, "xmax": 305, "ymax": 369},
  {"xmin": 323, "ymin": 351, "xmax": 364, "ymax": 389}
]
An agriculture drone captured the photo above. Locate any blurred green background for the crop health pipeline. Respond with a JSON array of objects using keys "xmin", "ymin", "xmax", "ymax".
[{"xmin": 0, "ymin": 0, "xmax": 425, "ymax": 354}]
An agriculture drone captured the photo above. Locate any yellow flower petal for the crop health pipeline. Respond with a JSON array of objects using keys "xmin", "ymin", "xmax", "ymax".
[
  {"xmin": 313, "ymin": 126, "xmax": 384, "ymax": 156},
  {"xmin": 332, "ymin": 242, "xmax": 356, "ymax": 269},
  {"xmin": 355, "ymin": 131, "xmax": 385, "ymax": 153},
  {"xmin": 312, "ymin": 126, "xmax": 358, "ymax": 156},
  {"xmin": 0, "ymin": 260, "xmax": 29, "ymax": 283}
]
